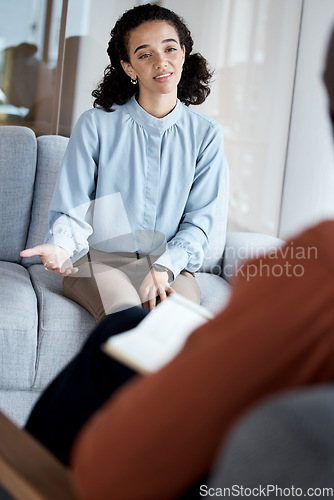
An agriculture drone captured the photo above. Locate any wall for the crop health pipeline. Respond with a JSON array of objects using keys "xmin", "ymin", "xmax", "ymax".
[{"xmin": 279, "ymin": 0, "xmax": 334, "ymax": 239}]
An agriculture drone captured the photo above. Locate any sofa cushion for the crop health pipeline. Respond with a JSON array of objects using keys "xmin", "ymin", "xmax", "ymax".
[
  {"xmin": 0, "ymin": 262, "xmax": 37, "ymax": 389},
  {"xmin": 221, "ymin": 232, "xmax": 285, "ymax": 283},
  {"xmin": 22, "ymin": 135, "xmax": 69, "ymax": 266},
  {"xmin": 0, "ymin": 389, "xmax": 41, "ymax": 428},
  {"xmin": 0, "ymin": 126, "xmax": 37, "ymax": 263},
  {"xmin": 27, "ymin": 264, "xmax": 95, "ymax": 390},
  {"xmin": 196, "ymin": 272, "xmax": 231, "ymax": 314}
]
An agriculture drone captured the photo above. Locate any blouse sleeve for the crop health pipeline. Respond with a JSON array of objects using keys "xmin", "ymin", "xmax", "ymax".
[
  {"xmin": 44, "ymin": 110, "xmax": 99, "ymax": 262},
  {"xmin": 154, "ymin": 123, "xmax": 228, "ymax": 279}
]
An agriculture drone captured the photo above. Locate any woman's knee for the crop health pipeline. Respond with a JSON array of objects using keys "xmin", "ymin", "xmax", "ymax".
[{"xmin": 171, "ymin": 270, "xmax": 201, "ymax": 304}]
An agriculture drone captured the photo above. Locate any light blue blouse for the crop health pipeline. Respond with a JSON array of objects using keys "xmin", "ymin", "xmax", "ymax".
[{"xmin": 45, "ymin": 95, "xmax": 226, "ymax": 278}]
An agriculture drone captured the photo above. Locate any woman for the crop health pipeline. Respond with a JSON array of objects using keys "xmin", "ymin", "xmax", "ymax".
[{"xmin": 21, "ymin": 3, "xmax": 227, "ymax": 322}]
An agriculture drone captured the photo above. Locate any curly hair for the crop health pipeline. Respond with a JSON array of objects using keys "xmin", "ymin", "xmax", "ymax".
[{"xmin": 92, "ymin": 3, "xmax": 213, "ymax": 111}]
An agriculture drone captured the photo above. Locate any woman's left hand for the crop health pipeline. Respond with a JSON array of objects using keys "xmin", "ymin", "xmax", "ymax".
[{"xmin": 140, "ymin": 269, "xmax": 175, "ymax": 311}]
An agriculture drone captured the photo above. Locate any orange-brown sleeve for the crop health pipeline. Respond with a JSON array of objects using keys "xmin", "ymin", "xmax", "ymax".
[{"xmin": 70, "ymin": 221, "xmax": 334, "ymax": 500}]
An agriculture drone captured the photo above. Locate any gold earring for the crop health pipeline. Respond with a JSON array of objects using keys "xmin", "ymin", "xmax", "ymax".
[{"xmin": 130, "ymin": 76, "xmax": 138, "ymax": 85}]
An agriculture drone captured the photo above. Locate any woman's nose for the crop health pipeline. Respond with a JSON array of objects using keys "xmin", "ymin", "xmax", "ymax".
[{"xmin": 154, "ymin": 54, "xmax": 167, "ymax": 69}]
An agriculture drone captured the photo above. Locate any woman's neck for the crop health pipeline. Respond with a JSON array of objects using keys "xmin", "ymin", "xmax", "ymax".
[{"xmin": 137, "ymin": 92, "xmax": 177, "ymax": 118}]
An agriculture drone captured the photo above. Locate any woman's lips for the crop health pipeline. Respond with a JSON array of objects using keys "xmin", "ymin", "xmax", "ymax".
[{"xmin": 154, "ymin": 72, "xmax": 173, "ymax": 81}]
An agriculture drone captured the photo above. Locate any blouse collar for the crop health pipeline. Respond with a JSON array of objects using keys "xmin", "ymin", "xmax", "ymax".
[{"xmin": 123, "ymin": 95, "xmax": 183, "ymax": 133}]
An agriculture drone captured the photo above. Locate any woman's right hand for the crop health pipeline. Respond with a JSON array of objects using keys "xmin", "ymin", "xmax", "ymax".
[{"xmin": 20, "ymin": 244, "xmax": 78, "ymax": 277}]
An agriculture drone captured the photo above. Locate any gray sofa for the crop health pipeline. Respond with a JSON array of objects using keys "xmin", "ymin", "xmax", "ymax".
[{"xmin": 0, "ymin": 125, "xmax": 283, "ymax": 427}]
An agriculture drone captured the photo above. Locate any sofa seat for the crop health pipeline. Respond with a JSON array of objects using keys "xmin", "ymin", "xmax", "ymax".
[
  {"xmin": 27, "ymin": 264, "xmax": 96, "ymax": 390},
  {"xmin": 195, "ymin": 272, "xmax": 231, "ymax": 314},
  {"xmin": 0, "ymin": 262, "xmax": 37, "ymax": 389}
]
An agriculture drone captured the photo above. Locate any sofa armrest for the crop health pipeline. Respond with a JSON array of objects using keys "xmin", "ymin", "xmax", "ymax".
[
  {"xmin": 221, "ymin": 232, "xmax": 284, "ymax": 283},
  {"xmin": 0, "ymin": 411, "xmax": 76, "ymax": 500}
]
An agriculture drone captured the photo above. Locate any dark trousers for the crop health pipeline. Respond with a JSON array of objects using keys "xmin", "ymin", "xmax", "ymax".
[
  {"xmin": 25, "ymin": 305, "xmax": 205, "ymax": 498},
  {"xmin": 25, "ymin": 306, "xmax": 148, "ymax": 465}
]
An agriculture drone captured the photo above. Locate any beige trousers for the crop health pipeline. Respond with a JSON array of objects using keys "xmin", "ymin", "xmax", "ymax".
[{"xmin": 63, "ymin": 250, "xmax": 200, "ymax": 323}]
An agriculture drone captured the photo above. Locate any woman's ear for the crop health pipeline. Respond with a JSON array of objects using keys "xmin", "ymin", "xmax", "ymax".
[{"xmin": 120, "ymin": 60, "xmax": 136, "ymax": 80}]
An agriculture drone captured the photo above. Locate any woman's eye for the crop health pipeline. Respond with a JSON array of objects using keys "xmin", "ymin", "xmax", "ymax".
[
  {"xmin": 139, "ymin": 53, "xmax": 151, "ymax": 59},
  {"xmin": 166, "ymin": 47, "xmax": 177, "ymax": 52}
]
